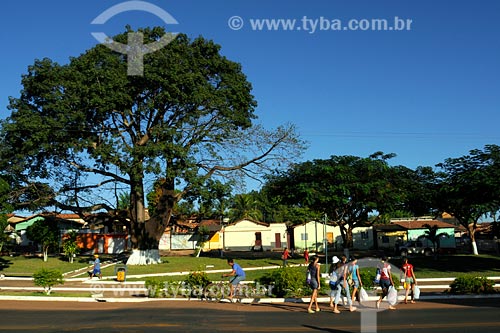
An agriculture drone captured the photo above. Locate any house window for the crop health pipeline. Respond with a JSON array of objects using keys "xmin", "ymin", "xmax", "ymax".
[
  {"xmin": 301, "ymin": 233, "xmax": 308, "ymax": 241},
  {"xmin": 361, "ymin": 231, "xmax": 369, "ymax": 240},
  {"xmin": 382, "ymin": 236, "xmax": 389, "ymax": 243}
]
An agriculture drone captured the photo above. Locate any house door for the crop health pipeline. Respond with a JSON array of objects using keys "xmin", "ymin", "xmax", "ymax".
[
  {"xmin": 326, "ymin": 232, "xmax": 334, "ymax": 244},
  {"xmin": 255, "ymin": 232, "xmax": 262, "ymax": 249},
  {"xmin": 275, "ymin": 233, "xmax": 282, "ymax": 249}
]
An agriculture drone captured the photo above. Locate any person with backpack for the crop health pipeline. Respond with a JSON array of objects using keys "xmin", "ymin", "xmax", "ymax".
[
  {"xmin": 330, "ymin": 256, "xmax": 357, "ymax": 314},
  {"xmin": 376, "ymin": 256, "xmax": 396, "ymax": 310},
  {"xmin": 306, "ymin": 255, "xmax": 321, "ymax": 313},
  {"xmin": 328, "ymin": 256, "xmax": 342, "ymax": 313}
]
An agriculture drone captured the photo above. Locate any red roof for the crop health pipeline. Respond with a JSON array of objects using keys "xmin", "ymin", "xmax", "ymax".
[{"xmin": 391, "ymin": 220, "xmax": 457, "ymax": 230}]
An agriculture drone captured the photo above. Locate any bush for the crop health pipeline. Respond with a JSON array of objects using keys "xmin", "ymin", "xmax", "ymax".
[
  {"xmin": 256, "ymin": 267, "xmax": 305, "ymax": 298},
  {"xmin": 359, "ymin": 268, "xmax": 400, "ymax": 290},
  {"xmin": 33, "ymin": 268, "xmax": 64, "ymax": 295},
  {"xmin": 184, "ymin": 271, "xmax": 211, "ymax": 288},
  {"xmin": 144, "ymin": 278, "xmax": 165, "ymax": 298},
  {"xmin": 448, "ymin": 275, "xmax": 495, "ymax": 294}
]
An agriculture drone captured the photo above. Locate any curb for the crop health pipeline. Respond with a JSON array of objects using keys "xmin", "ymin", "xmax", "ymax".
[{"xmin": 1, "ymin": 293, "xmax": 500, "ymax": 303}]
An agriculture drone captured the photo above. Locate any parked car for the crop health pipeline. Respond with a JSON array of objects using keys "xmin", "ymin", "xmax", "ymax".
[{"xmin": 399, "ymin": 240, "xmax": 433, "ymax": 257}]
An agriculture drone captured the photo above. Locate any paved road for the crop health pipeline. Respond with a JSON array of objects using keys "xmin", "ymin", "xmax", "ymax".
[{"xmin": 0, "ymin": 298, "xmax": 499, "ymax": 332}]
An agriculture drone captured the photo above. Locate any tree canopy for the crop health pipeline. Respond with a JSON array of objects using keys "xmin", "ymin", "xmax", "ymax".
[
  {"xmin": 435, "ymin": 144, "xmax": 500, "ymax": 254},
  {"xmin": 263, "ymin": 152, "xmax": 405, "ymax": 248},
  {"xmin": 0, "ymin": 27, "xmax": 304, "ymax": 264}
]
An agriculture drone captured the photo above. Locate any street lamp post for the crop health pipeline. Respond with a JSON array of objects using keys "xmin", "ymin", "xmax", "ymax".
[{"xmin": 324, "ymin": 213, "xmax": 328, "ymax": 272}]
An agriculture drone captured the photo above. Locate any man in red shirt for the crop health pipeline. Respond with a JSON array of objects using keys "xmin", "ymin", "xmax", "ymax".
[{"xmin": 402, "ymin": 257, "xmax": 418, "ymax": 304}]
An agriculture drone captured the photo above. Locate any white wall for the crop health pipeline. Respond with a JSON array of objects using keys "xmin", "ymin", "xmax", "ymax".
[
  {"xmin": 223, "ymin": 220, "xmax": 287, "ymax": 251},
  {"xmin": 293, "ymin": 221, "xmax": 339, "ymax": 251}
]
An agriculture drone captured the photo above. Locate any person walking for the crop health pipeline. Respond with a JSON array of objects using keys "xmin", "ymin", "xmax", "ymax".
[
  {"xmin": 90, "ymin": 254, "xmax": 102, "ymax": 279},
  {"xmin": 349, "ymin": 257, "xmax": 363, "ymax": 305},
  {"xmin": 281, "ymin": 247, "xmax": 290, "ymax": 267},
  {"xmin": 303, "ymin": 248, "xmax": 309, "ymax": 266},
  {"xmin": 340, "ymin": 255, "xmax": 357, "ymax": 312},
  {"xmin": 376, "ymin": 256, "xmax": 396, "ymax": 310},
  {"xmin": 328, "ymin": 256, "xmax": 342, "ymax": 314},
  {"xmin": 306, "ymin": 255, "xmax": 321, "ymax": 313},
  {"xmin": 401, "ymin": 257, "xmax": 417, "ymax": 304}
]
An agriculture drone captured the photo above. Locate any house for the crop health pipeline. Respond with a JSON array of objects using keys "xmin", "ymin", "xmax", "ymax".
[
  {"xmin": 159, "ymin": 218, "xmax": 199, "ymax": 251},
  {"xmin": 199, "ymin": 219, "xmax": 224, "ymax": 251},
  {"xmin": 6, "ymin": 212, "xmax": 130, "ymax": 255},
  {"xmin": 222, "ymin": 219, "xmax": 288, "ymax": 251},
  {"xmin": 7, "ymin": 213, "xmax": 86, "ymax": 248},
  {"xmin": 292, "ymin": 221, "xmax": 339, "ymax": 252},
  {"xmin": 350, "ymin": 226, "xmax": 374, "ymax": 250},
  {"xmin": 374, "ymin": 218, "xmax": 457, "ymax": 253}
]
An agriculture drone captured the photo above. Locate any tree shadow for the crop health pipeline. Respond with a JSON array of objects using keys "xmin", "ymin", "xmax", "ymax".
[
  {"xmin": 0, "ymin": 257, "xmax": 12, "ymax": 271},
  {"xmin": 302, "ymin": 325, "xmax": 352, "ymax": 333}
]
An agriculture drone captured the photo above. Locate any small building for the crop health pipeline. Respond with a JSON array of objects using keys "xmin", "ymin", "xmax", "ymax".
[
  {"xmin": 374, "ymin": 218, "xmax": 457, "ymax": 252},
  {"xmin": 7, "ymin": 213, "xmax": 86, "ymax": 248},
  {"xmin": 222, "ymin": 219, "xmax": 288, "ymax": 251},
  {"xmin": 292, "ymin": 221, "xmax": 339, "ymax": 252}
]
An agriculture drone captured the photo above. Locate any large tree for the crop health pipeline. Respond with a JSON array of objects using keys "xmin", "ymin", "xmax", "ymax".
[
  {"xmin": 264, "ymin": 152, "xmax": 404, "ymax": 250},
  {"xmin": 0, "ymin": 27, "xmax": 304, "ymax": 264},
  {"xmin": 435, "ymin": 145, "xmax": 500, "ymax": 255}
]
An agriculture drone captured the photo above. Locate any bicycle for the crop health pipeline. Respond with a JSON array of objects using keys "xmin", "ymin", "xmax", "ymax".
[{"xmin": 203, "ymin": 276, "xmax": 248, "ymax": 303}]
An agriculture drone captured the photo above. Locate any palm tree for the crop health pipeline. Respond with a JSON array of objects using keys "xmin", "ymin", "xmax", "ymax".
[
  {"xmin": 228, "ymin": 194, "xmax": 263, "ymax": 221},
  {"xmin": 418, "ymin": 223, "xmax": 450, "ymax": 258}
]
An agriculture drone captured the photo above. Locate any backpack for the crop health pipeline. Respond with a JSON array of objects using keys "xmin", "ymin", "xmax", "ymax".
[
  {"xmin": 374, "ymin": 267, "xmax": 381, "ymax": 284},
  {"xmin": 329, "ymin": 271, "xmax": 339, "ymax": 288}
]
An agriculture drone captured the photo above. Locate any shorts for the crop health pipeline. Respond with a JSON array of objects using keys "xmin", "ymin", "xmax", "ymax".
[
  {"xmin": 351, "ymin": 279, "xmax": 360, "ymax": 288},
  {"xmin": 230, "ymin": 276, "xmax": 245, "ymax": 286},
  {"xmin": 405, "ymin": 277, "xmax": 414, "ymax": 285},
  {"xmin": 309, "ymin": 279, "xmax": 319, "ymax": 290},
  {"xmin": 380, "ymin": 279, "xmax": 391, "ymax": 290},
  {"xmin": 92, "ymin": 268, "xmax": 101, "ymax": 274}
]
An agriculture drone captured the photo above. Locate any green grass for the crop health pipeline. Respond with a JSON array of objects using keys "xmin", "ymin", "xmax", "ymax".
[
  {"xmin": 0, "ymin": 291, "xmax": 91, "ymax": 297},
  {"xmin": 2, "ymin": 253, "xmax": 499, "ymax": 280},
  {"xmin": 0, "ymin": 255, "xmax": 90, "ymax": 276},
  {"xmin": 388, "ymin": 254, "xmax": 500, "ymax": 278}
]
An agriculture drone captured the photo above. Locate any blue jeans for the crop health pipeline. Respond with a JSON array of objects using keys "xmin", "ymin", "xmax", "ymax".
[{"xmin": 333, "ymin": 282, "xmax": 352, "ymax": 306}]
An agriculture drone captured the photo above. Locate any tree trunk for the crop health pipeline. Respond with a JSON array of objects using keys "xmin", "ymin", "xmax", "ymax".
[
  {"xmin": 43, "ymin": 246, "xmax": 48, "ymax": 262},
  {"xmin": 126, "ymin": 175, "xmax": 178, "ymax": 265},
  {"xmin": 468, "ymin": 224, "xmax": 479, "ymax": 255}
]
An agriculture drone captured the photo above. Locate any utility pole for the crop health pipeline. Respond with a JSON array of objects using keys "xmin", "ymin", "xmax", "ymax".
[
  {"xmin": 315, "ymin": 220, "xmax": 318, "ymax": 252},
  {"xmin": 324, "ymin": 213, "xmax": 328, "ymax": 272}
]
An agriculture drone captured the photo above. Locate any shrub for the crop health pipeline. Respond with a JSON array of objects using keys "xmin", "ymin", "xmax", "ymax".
[
  {"xmin": 359, "ymin": 267, "xmax": 400, "ymax": 290},
  {"xmin": 184, "ymin": 271, "xmax": 211, "ymax": 298},
  {"xmin": 33, "ymin": 268, "xmax": 64, "ymax": 295},
  {"xmin": 144, "ymin": 278, "xmax": 165, "ymax": 298},
  {"xmin": 184, "ymin": 271, "xmax": 211, "ymax": 288},
  {"xmin": 256, "ymin": 267, "xmax": 305, "ymax": 298},
  {"xmin": 448, "ymin": 275, "xmax": 495, "ymax": 294}
]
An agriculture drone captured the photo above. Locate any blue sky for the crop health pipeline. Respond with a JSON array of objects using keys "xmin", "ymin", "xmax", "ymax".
[{"xmin": 1, "ymin": 0, "xmax": 499, "ymax": 178}]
